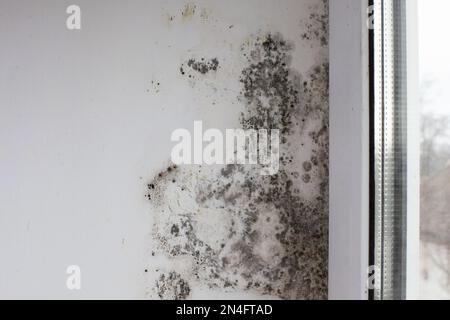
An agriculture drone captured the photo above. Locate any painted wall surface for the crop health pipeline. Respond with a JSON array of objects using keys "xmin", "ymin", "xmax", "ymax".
[{"xmin": 0, "ymin": 0, "xmax": 328, "ymax": 299}]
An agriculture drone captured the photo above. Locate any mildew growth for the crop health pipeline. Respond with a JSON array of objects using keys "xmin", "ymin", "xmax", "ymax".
[
  {"xmin": 156, "ymin": 271, "xmax": 191, "ymax": 300},
  {"xmin": 181, "ymin": 3, "xmax": 197, "ymax": 20},
  {"xmin": 165, "ymin": 3, "xmax": 213, "ymax": 24},
  {"xmin": 180, "ymin": 58, "xmax": 220, "ymax": 76},
  {"xmin": 147, "ymin": 80, "xmax": 161, "ymax": 94},
  {"xmin": 147, "ymin": 18, "xmax": 328, "ymax": 300},
  {"xmin": 300, "ymin": 0, "xmax": 329, "ymax": 48}
]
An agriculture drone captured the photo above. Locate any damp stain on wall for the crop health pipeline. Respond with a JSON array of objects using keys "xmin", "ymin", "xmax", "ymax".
[
  {"xmin": 165, "ymin": 2, "xmax": 213, "ymax": 25},
  {"xmin": 181, "ymin": 3, "xmax": 197, "ymax": 20},
  {"xmin": 145, "ymin": 1, "xmax": 328, "ymax": 300}
]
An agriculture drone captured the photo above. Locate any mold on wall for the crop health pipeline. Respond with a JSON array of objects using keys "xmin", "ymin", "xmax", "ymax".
[
  {"xmin": 156, "ymin": 271, "xmax": 192, "ymax": 300},
  {"xmin": 0, "ymin": 0, "xmax": 330, "ymax": 299},
  {"xmin": 145, "ymin": 0, "xmax": 329, "ymax": 300},
  {"xmin": 183, "ymin": 58, "xmax": 219, "ymax": 75}
]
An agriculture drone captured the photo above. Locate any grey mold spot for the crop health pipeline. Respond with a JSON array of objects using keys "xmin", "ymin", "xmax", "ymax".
[
  {"xmin": 181, "ymin": 58, "xmax": 220, "ymax": 75},
  {"xmin": 146, "ymin": 3, "xmax": 328, "ymax": 300},
  {"xmin": 156, "ymin": 271, "xmax": 191, "ymax": 300},
  {"xmin": 301, "ymin": 0, "xmax": 329, "ymax": 48},
  {"xmin": 148, "ymin": 80, "xmax": 161, "ymax": 94}
]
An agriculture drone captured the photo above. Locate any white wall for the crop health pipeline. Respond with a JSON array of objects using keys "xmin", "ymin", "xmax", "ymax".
[{"xmin": 0, "ymin": 0, "xmax": 328, "ymax": 299}]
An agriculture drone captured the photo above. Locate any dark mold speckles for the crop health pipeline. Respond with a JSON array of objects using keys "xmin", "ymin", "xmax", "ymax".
[
  {"xmin": 147, "ymin": 80, "xmax": 161, "ymax": 94},
  {"xmin": 171, "ymin": 224, "xmax": 180, "ymax": 237},
  {"xmin": 146, "ymin": 165, "xmax": 179, "ymax": 205},
  {"xmin": 147, "ymin": 30, "xmax": 328, "ymax": 300},
  {"xmin": 156, "ymin": 271, "xmax": 191, "ymax": 300},
  {"xmin": 302, "ymin": 173, "xmax": 311, "ymax": 184},
  {"xmin": 303, "ymin": 161, "xmax": 312, "ymax": 172},
  {"xmin": 238, "ymin": 33, "xmax": 301, "ymax": 141},
  {"xmin": 181, "ymin": 58, "xmax": 220, "ymax": 76},
  {"xmin": 300, "ymin": 0, "xmax": 329, "ymax": 48}
]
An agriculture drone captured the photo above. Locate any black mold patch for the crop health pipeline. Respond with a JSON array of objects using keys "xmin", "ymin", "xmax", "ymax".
[
  {"xmin": 300, "ymin": 0, "xmax": 329, "ymax": 48},
  {"xmin": 147, "ymin": 30, "xmax": 328, "ymax": 299},
  {"xmin": 146, "ymin": 164, "xmax": 178, "ymax": 205},
  {"xmin": 156, "ymin": 271, "xmax": 191, "ymax": 300},
  {"xmin": 181, "ymin": 58, "xmax": 220, "ymax": 76}
]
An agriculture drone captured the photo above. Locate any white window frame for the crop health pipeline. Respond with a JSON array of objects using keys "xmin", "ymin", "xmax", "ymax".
[
  {"xmin": 329, "ymin": 0, "xmax": 370, "ymax": 300},
  {"xmin": 329, "ymin": 0, "xmax": 420, "ymax": 300},
  {"xmin": 405, "ymin": 0, "xmax": 420, "ymax": 300}
]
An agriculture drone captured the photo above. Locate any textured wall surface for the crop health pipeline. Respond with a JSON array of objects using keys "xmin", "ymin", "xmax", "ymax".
[{"xmin": 0, "ymin": 0, "xmax": 328, "ymax": 299}]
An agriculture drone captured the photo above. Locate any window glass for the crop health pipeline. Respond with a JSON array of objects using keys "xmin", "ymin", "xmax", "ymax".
[{"xmin": 418, "ymin": 0, "xmax": 450, "ymax": 299}]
